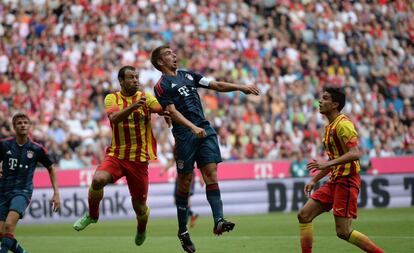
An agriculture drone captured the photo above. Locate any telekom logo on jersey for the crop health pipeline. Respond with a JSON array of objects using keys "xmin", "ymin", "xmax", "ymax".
[
  {"xmin": 178, "ymin": 86, "xmax": 190, "ymax": 96},
  {"xmin": 8, "ymin": 158, "xmax": 18, "ymax": 170}
]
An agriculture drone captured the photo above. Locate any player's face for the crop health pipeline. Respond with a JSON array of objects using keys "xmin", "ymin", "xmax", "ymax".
[
  {"xmin": 13, "ymin": 117, "xmax": 31, "ymax": 136},
  {"xmin": 319, "ymin": 91, "xmax": 337, "ymax": 114},
  {"xmin": 121, "ymin": 69, "xmax": 140, "ymax": 96},
  {"xmin": 159, "ymin": 48, "xmax": 177, "ymax": 71}
]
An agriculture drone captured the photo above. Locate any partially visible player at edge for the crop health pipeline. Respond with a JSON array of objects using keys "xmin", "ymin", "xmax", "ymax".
[
  {"xmin": 297, "ymin": 87, "xmax": 384, "ymax": 253},
  {"xmin": 0, "ymin": 113, "xmax": 60, "ymax": 253},
  {"xmin": 73, "ymin": 66, "xmax": 170, "ymax": 246},
  {"xmin": 151, "ymin": 45, "xmax": 259, "ymax": 253}
]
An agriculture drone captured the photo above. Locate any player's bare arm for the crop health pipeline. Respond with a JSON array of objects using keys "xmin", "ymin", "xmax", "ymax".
[
  {"xmin": 46, "ymin": 164, "xmax": 61, "ymax": 212},
  {"xmin": 150, "ymin": 103, "xmax": 172, "ymax": 127},
  {"xmin": 165, "ymin": 104, "xmax": 206, "ymax": 138},
  {"xmin": 209, "ymin": 81, "xmax": 260, "ymax": 95},
  {"xmin": 304, "ymin": 169, "xmax": 330, "ymax": 196},
  {"xmin": 160, "ymin": 110, "xmax": 172, "ymax": 128},
  {"xmin": 108, "ymin": 96, "xmax": 147, "ymax": 124},
  {"xmin": 307, "ymin": 146, "xmax": 361, "ymax": 173}
]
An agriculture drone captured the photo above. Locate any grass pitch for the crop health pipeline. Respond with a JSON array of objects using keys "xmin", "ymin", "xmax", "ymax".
[{"xmin": 16, "ymin": 207, "xmax": 414, "ymax": 253}]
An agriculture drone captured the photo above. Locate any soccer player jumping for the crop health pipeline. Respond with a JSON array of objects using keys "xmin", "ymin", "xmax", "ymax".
[
  {"xmin": 73, "ymin": 66, "xmax": 170, "ymax": 246},
  {"xmin": 151, "ymin": 45, "xmax": 259, "ymax": 253},
  {"xmin": 297, "ymin": 87, "xmax": 384, "ymax": 253}
]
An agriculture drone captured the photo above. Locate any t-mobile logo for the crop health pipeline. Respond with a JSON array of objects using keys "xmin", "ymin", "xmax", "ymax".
[
  {"xmin": 178, "ymin": 86, "xmax": 190, "ymax": 96},
  {"xmin": 254, "ymin": 163, "xmax": 273, "ymax": 179},
  {"xmin": 8, "ymin": 158, "xmax": 18, "ymax": 170}
]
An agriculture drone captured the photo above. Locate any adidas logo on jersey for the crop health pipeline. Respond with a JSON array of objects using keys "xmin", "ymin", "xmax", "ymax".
[{"xmin": 171, "ymin": 83, "xmax": 178, "ymax": 88}]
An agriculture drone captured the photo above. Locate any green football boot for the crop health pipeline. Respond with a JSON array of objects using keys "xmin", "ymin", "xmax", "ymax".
[
  {"xmin": 73, "ymin": 214, "xmax": 98, "ymax": 231},
  {"xmin": 135, "ymin": 230, "xmax": 147, "ymax": 246},
  {"xmin": 135, "ymin": 208, "xmax": 150, "ymax": 246}
]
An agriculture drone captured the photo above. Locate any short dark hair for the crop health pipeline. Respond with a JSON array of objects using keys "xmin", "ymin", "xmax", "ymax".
[
  {"xmin": 324, "ymin": 87, "xmax": 346, "ymax": 112},
  {"xmin": 118, "ymin": 66, "xmax": 136, "ymax": 82},
  {"xmin": 12, "ymin": 112, "xmax": 30, "ymax": 126},
  {"xmin": 150, "ymin": 45, "xmax": 170, "ymax": 71}
]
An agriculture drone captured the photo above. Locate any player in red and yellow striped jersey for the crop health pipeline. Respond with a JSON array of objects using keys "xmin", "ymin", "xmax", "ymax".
[
  {"xmin": 73, "ymin": 66, "xmax": 170, "ymax": 247},
  {"xmin": 104, "ymin": 87, "xmax": 159, "ymax": 162},
  {"xmin": 297, "ymin": 87, "xmax": 384, "ymax": 253}
]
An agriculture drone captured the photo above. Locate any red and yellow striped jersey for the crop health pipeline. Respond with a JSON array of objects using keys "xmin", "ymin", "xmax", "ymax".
[
  {"xmin": 322, "ymin": 114, "xmax": 360, "ymax": 180},
  {"xmin": 104, "ymin": 91, "xmax": 159, "ymax": 162}
]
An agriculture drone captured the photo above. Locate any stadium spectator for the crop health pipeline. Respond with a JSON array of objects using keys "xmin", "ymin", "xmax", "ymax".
[
  {"xmin": 0, "ymin": 0, "xmax": 411, "ymax": 172},
  {"xmin": 290, "ymin": 151, "xmax": 308, "ymax": 178}
]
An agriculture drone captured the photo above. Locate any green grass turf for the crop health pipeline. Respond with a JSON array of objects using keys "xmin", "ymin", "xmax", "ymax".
[{"xmin": 15, "ymin": 207, "xmax": 414, "ymax": 253}]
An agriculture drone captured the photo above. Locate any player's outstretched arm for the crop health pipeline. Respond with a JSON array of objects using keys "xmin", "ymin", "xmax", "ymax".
[
  {"xmin": 209, "ymin": 81, "xmax": 260, "ymax": 95},
  {"xmin": 46, "ymin": 164, "xmax": 61, "ymax": 212},
  {"xmin": 165, "ymin": 104, "xmax": 206, "ymax": 138}
]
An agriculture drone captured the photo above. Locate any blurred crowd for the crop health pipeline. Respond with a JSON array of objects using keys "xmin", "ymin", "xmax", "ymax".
[{"xmin": 0, "ymin": 0, "xmax": 414, "ymax": 175}]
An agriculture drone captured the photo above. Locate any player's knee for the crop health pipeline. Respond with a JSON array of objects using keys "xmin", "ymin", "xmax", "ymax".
[
  {"xmin": 297, "ymin": 209, "xmax": 311, "ymax": 223},
  {"xmin": 177, "ymin": 173, "xmax": 193, "ymax": 190},
  {"xmin": 92, "ymin": 173, "xmax": 110, "ymax": 189},
  {"xmin": 202, "ymin": 171, "xmax": 217, "ymax": 184},
  {"xmin": 336, "ymin": 231, "xmax": 349, "ymax": 241},
  {"xmin": 185, "ymin": 174, "xmax": 193, "ymax": 184},
  {"xmin": 131, "ymin": 200, "xmax": 147, "ymax": 216},
  {"xmin": 336, "ymin": 228, "xmax": 351, "ymax": 241},
  {"xmin": 335, "ymin": 223, "xmax": 352, "ymax": 241},
  {"xmin": 3, "ymin": 222, "xmax": 16, "ymax": 233},
  {"xmin": 181, "ymin": 181, "xmax": 192, "ymax": 191}
]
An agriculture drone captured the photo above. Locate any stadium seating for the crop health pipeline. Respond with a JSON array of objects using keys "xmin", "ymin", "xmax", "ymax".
[{"xmin": 0, "ymin": 1, "xmax": 413, "ymax": 175}]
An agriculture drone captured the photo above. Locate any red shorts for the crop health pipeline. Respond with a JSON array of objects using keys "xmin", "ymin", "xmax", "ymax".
[
  {"xmin": 96, "ymin": 155, "xmax": 149, "ymax": 202},
  {"xmin": 311, "ymin": 175, "xmax": 360, "ymax": 218}
]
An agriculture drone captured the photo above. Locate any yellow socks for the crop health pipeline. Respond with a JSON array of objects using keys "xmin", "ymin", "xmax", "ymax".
[
  {"xmin": 299, "ymin": 222, "xmax": 313, "ymax": 253},
  {"xmin": 348, "ymin": 230, "xmax": 384, "ymax": 253}
]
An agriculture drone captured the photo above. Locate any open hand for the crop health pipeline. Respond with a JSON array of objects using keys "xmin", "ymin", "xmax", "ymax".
[
  {"xmin": 304, "ymin": 180, "xmax": 316, "ymax": 197},
  {"xmin": 51, "ymin": 193, "xmax": 61, "ymax": 212},
  {"xmin": 306, "ymin": 159, "xmax": 330, "ymax": 173},
  {"xmin": 191, "ymin": 126, "xmax": 207, "ymax": 138},
  {"xmin": 241, "ymin": 85, "xmax": 260, "ymax": 95}
]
